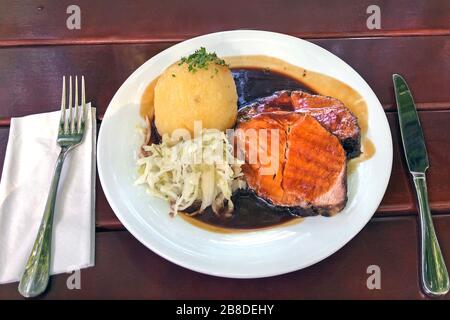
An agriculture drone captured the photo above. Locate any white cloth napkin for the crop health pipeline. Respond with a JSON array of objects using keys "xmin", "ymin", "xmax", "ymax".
[{"xmin": 0, "ymin": 104, "xmax": 96, "ymax": 284}]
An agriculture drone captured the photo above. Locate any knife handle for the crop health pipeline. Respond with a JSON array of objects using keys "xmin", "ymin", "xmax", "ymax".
[{"xmin": 413, "ymin": 172, "xmax": 449, "ymax": 297}]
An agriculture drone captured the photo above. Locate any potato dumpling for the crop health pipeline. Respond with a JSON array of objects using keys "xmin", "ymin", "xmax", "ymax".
[{"xmin": 154, "ymin": 61, "xmax": 238, "ymax": 135}]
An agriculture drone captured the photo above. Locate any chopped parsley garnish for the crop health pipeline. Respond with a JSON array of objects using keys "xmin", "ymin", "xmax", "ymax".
[{"xmin": 178, "ymin": 47, "xmax": 228, "ymax": 73}]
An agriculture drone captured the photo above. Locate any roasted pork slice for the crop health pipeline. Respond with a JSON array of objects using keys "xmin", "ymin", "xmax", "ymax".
[
  {"xmin": 235, "ymin": 112, "xmax": 347, "ymax": 216},
  {"xmin": 238, "ymin": 90, "xmax": 361, "ymax": 158}
]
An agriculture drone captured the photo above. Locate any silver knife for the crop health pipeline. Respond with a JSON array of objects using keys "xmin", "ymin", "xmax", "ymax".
[{"xmin": 393, "ymin": 74, "xmax": 449, "ymax": 297}]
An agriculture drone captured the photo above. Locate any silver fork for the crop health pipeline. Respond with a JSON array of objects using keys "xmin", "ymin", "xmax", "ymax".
[{"xmin": 18, "ymin": 76, "xmax": 87, "ymax": 298}]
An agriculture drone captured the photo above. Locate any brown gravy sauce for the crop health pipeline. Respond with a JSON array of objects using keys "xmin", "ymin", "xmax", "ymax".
[
  {"xmin": 180, "ymin": 215, "xmax": 303, "ymax": 234},
  {"xmin": 139, "ymin": 55, "xmax": 375, "ymax": 232},
  {"xmin": 179, "ymin": 194, "xmax": 304, "ymax": 234}
]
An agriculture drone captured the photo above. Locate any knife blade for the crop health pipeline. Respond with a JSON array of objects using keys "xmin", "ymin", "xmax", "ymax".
[
  {"xmin": 393, "ymin": 74, "xmax": 429, "ymax": 173},
  {"xmin": 393, "ymin": 74, "xmax": 449, "ymax": 297}
]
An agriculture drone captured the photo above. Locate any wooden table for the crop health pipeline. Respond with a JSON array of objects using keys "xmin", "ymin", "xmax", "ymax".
[{"xmin": 0, "ymin": 0, "xmax": 449, "ymax": 299}]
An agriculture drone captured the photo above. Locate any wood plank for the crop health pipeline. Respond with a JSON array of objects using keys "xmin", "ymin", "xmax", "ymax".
[
  {"xmin": 0, "ymin": 43, "xmax": 172, "ymax": 120},
  {"xmin": 420, "ymin": 111, "xmax": 450, "ymax": 213},
  {"xmin": 1, "ymin": 0, "xmax": 450, "ymax": 46},
  {"xmin": 379, "ymin": 113, "xmax": 415, "ymax": 213},
  {"xmin": 1, "ymin": 36, "xmax": 450, "ymax": 121},
  {"xmin": 315, "ymin": 36, "xmax": 450, "ymax": 109},
  {"xmin": 0, "ymin": 216, "xmax": 427, "ymax": 299},
  {"xmin": 372, "ymin": 111, "xmax": 450, "ymax": 214}
]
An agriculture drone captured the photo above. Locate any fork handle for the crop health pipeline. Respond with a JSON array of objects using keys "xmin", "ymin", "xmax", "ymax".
[
  {"xmin": 413, "ymin": 172, "xmax": 449, "ymax": 297},
  {"xmin": 18, "ymin": 148, "xmax": 67, "ymax": 298}
]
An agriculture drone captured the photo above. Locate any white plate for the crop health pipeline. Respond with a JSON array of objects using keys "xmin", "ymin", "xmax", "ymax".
[{"xmin": 97, "ymin": 30, "xmax": 392, "ymax": 278}]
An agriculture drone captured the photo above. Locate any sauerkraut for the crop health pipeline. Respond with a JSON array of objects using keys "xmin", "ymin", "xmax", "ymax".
[{"xmin": 135, "ymin": 129, "xmax": 246, "ymax": 216}]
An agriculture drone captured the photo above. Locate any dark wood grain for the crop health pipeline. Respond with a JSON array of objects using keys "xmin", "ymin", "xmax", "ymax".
[
  {"xmin": 380, "ymin": 113, "xmax": 415, "ymax": 213},
  {"xmin": 1, "ymin": 36, "xmax": 449, "ymax": 122},
  {"xmin": 0, "ymin": 43, "xmax": 173, "ymax": 121},
  {"xmin": 315, "ymin": 36, "xmax": 450, "ymax": 109},
  {"xmin": 0, "ymin": 216, "xmax": 429, "ymax": 299},
  {"xmin": 1, "ymin": 0, "xmax": 450, "ymax": 47},
  {"xmin": 381, "ymin": 111, "xmax": 450, "ymax": 214},
  {"xmin": 420, "ymin": 111, "xmax": 450, "ymax": 213}
]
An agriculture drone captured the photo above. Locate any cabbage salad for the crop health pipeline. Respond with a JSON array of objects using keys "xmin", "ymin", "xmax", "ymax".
[{"xmin": 135, "ymin": 129, "xmax": 246, "ymax": 216}]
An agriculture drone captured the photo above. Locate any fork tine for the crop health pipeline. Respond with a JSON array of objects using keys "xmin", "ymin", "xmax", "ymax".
[
  {"xmin": 74, "ymin": 76, "xmax": 79, "ymax": 133},
  {"xmin": 79, "ymin": 76, "xmax": 86, "ymax": 133},
  {"xmin": 59, "ymin": 76, "xmax": 66, "ymax": 133},
  {"xmin": 66, "ymin": 76, "xmax": 72, "ymax": 134}
]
